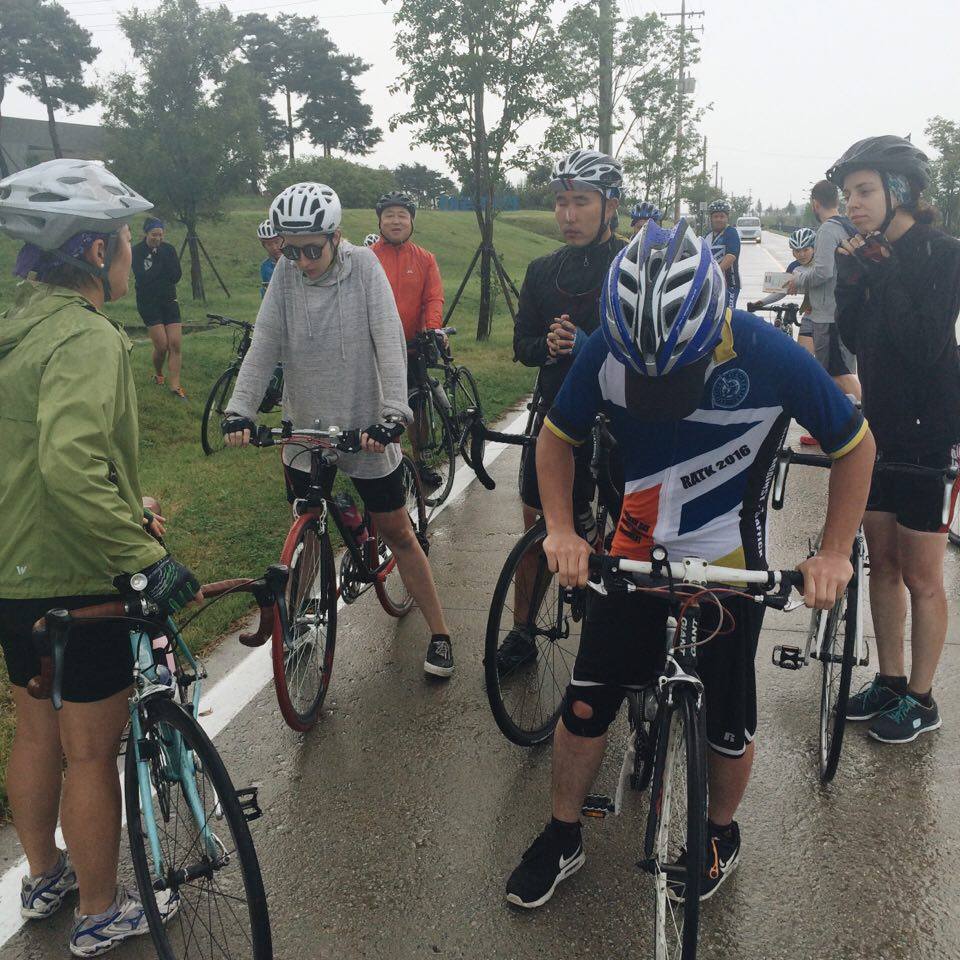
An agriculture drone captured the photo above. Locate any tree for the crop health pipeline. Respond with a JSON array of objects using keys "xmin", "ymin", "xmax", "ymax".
[
  {"xmin": 9, "ymin": 0, "xmax": 98, "ymax": 160},
  {"xmin": 925, "ymin": 116, "xmax": 960, "ymax": 236},
  {"xmin": 391, "ymin": 0, "xmax": 557, "ymax": 339},
  {"xmin": 103, "ymin": 0, "xmax": 253, "ymax": 299},
  {"xmin": 266, "ymin": 155, "xmax": 395, "ymax": 208},
  {"xmin": 0, "ymin": 0, "xmax": 34, "ymax": 176},
  {"xmin": 394, "ymin": 163, "xmax": 456, "ymax": 208},
  {"xmin": 729, "ymin": 194, "xmax": 752, "ymax": 220}
]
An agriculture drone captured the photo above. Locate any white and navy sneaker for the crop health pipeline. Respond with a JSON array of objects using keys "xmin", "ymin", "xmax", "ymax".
[
  {"xmin": 869, "ymin": 694, "xmax": 942, "ymax": 744},
  {"xmin": 424, "ymin": 635, "xmax": 454, "ymax": 678},
  {"xmin": 69, "ymin": 885, "xmax": 178, "ymax": 957},
  {"xmin": 505, "ymin": 821, "xmax": 585, "ymax": 909},
  {"xmin": 20, "ymin": 850, "xmax": 78, "ymax": 919}
]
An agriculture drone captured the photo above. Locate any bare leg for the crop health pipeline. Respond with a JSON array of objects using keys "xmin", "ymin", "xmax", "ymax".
[
  {"xmin": 798, "ymin": 335, "xmax": 815, "ymax": 357},
  {"xmin": 513, "ymin": 504, "xmax": 541, "ymax": 627},
  {"xmin": 863, "ymin": 511, "xmax": 908, "ymax": 677},
  {"xmin": 165, "ymin": 323, "xmax": 183, "ymax": 391},
  {"xmin": 59, "ymin": 688, "xmax": 130, "ymax": 916},
  {"xmin": 552, "ymin": 712, "xmax": 608, "ymax": 822},
  {"xmin": 707, "ymin": 743, "xmax": 754, "ymax": 826},
  {"xmin": 834, "ymin": 373, "xmax": 862, "ymax": 402},
  {"xmin": 373, "ymin": 506, "xmax": 449, "ymax": 635},
  {"xmin": 8, "ymin": 687, "xmax": 63, "ymax": 877},
  {"xmin": 147, "ymin": 324, "xmax": 168, "ymax": 379},
  {"xmin": 898, "ymin": 526, "xmax": 949, "ymax": 694}
]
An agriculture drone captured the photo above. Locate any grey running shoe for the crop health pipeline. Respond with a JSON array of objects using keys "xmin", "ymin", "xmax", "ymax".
[
  {"xmin": 69, "ymin": 885, "xmax": 178, "ymax": 957},
  {"xmin": 20, "ymin": 850, "xmax": 77, "ymax": 919}
]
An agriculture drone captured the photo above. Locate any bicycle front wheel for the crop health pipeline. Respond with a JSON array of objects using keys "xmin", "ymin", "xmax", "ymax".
[
  {"xmin": 817, "ymin": 539, "xmax": 861, "ymax": 782},
  {"xmin": 409, "ymin": 386, "xmax": 456, "ymax": 507},
  {"xmin": 125, "ymin": 695, "xmax": 271, "ymax": 960},
  {"xmin": 484, "ymin": 518, "xmax": 583, "ymax": 746},
  {"xmin": 200, "ymin": 367, "xmax": 237, "ymax": 456},
  {"xmin": 274, "ymin": 514, "xmax": 337, "ymax": 731},
  {"xmin": 450, "ymin": 365, "xmax": 481, "ymax": 436},
  {"xmin": 372, "ymin": 455, "xmax": 427, "ymax": 617},
  {"xmin": 644, "ymin": 685, "xmax": 707, "ymax": 960}
]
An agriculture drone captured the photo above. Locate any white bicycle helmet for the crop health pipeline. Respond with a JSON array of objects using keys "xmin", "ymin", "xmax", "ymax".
[
  {"xmin": 0, "ymin": 158, "xmax": 152, "ymax": 250},
  {"xmin": 363, "ymin": 233, "xmax": 380, "ymax": 247},
  {"xmin": 789, "ymin": 227, "xmax": 816, "ymax": 250},
  {"xmin": 602, "ymin": 218, "xmax": 726, "ymax": 377},
  {"xmin": 551, "ymin": 149, "xmax": 622, "ymax": 198},
  {"xmin": 708, "ymin": 198, "xmax": 731, "ymax": 215},
  {"xmin": 257, "ymin": 218, "xmax": 278, "ymax": 240},
  {"xmin": 269, "ymin": 182, "xmax": 342, "ymax": 235}
]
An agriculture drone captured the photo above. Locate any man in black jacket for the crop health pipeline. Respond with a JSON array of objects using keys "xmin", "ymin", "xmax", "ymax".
[
  {"xmin": 132, "ymin": 217, "xmax": 186, "ymax": 398},
  {"xmin": 497, "ymin": 149, "xmax": 626, "ymax": 674}
]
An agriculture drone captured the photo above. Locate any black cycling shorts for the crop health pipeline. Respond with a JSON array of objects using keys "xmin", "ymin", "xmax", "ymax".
[
  {"xmin": 138, "ymin": 298, "xmax": 181, "ymax": 327},
  {"xmin": 866, "ymin": 445, "xmax": 960, "ymax": 533},
  {"xmin": 570, "ymin": 589, "xmax": 765, "ymax": 757},
  {"xmin": 284, "ymin": 462, "xmax": 406, "ymax": 514},
  {"xmin": 519, "ymin": 412, "xmax": 598, "ymax": 512},
  {"xmin": 0, "ymin": 595, "xmax": 133, "ymax": 703}
]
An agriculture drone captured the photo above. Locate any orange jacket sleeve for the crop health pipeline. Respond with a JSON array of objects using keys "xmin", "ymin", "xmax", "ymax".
[{"xmin": 420, "ymin": 251, "xmax": 445, "ymax": 330}]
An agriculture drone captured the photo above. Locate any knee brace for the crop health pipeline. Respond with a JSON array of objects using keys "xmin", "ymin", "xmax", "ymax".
[{"xmin": 561, "ymin": 683, "xmax": 624, "ymax": 738}]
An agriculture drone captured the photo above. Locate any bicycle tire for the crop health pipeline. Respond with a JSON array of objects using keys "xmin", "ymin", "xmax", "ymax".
[
  {"xmin": 484, "ymin": 518, "xmax": 582, "ymax": 746},
  {"xmin": 408, "ymin": 385, "xmax": 456, "ymax": 508},
  {"xmin": 273, "ymin": 514, "xmax": 337, "ymax": 731},
  {"xmin": 125, "ymin": 695, "xmax": 272, "ymax": 960},
  {"xmin": 450, "ymin": 365, "xmax": 481, "ymax": 437},
  {"xmin": 200, "ymin": 367, "xmax": 237, "ymax": 456},
  {"xmin": 627, "ymin": 691, "xmax": 656, "ymax": 794},
  {"xmin": 818, "ymin": 539, "xmax": 861, "ymax": 782},
  {"xmin": 644, "ymin": 685, "xmax": 706, "ymax": 960},
  {"xmin": 949, "ymin": 501, "xmax": 960, "ymax": 546},
  {"xmin": 373, "ymin": 455, "xmax": 427, "ymax": 617}
]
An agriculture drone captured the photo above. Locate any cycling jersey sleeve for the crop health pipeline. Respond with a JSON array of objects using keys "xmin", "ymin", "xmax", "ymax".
[
  {"xmin": 420, "ymin": 252, "xmax": 444, "ymax": 330},
  {"xmin": 513, "ymin": 261, "xmax": 550, "ymax": 367},
  {"xmin": 724, "ymin": 226, "xmax": 741, "ymax": 261},
  {"xmin": 543, "ymin": 329, "xmax": 607, "ymax": 445}
]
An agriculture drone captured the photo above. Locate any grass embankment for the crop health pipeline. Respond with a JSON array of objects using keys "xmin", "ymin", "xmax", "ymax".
[{"xmin": 0, "ymin": 207, "xmax": 561, "ymax": 814}]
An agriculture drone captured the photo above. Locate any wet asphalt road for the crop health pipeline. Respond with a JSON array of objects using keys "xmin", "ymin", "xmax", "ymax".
[{"xmin": 3, "ymin": 235, "xmax": 960, "ymax": 960}]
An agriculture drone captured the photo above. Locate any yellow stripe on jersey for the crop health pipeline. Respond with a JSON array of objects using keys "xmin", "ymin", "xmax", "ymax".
[
  {"xmin": 829, "ymin": 418, "xmax": 869, "ymax": 460},
  {"xmin": 543, "ymin": 416, "xmax": 586, "ymax": 447},
  {"xmin": 712, "ymin": 309, "xmax": 737, "ymax": 365}
]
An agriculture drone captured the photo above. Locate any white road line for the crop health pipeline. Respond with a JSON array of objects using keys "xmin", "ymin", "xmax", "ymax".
[{"xmin": 0, "ymin": 404, "xmax": 532, "ymax": 948}]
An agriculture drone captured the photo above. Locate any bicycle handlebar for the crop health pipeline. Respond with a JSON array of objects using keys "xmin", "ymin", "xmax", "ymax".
[
  {"xmin": 251, "ymin": 422, "xmax": 363, "ymax": 453},
  {"xmin": 206, "ymin": 314, "xmax": 252, "ymax": 331},
  {"xmin": 459, "ymin": 408, "xmax": 534, "ymax": 490},
  {"xmin": 28, "ymin": 565, "xmax": 289, "ymax": 709}
]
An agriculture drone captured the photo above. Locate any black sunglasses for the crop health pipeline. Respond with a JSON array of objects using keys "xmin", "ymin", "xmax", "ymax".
[{"xmin": 280, "ymin": 238, "xmax": 330, "ymax": 262}]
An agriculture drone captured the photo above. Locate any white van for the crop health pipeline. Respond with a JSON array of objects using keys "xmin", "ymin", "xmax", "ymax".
[{"xmin": 736, "ymin": 216, "xmax": 762, "ymax": 244}]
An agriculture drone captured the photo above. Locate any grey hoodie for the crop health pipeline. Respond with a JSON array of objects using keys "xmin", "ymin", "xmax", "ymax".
[
  {"xmin": 226, "ymin": 241, "xmax": 412, "ymax": 479},
  {"xmin": 793, "ymin": 217, "xmax": 852, "ymax": 324}
]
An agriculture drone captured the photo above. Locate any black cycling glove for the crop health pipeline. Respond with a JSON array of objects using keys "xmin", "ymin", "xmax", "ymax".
[
  {"xmin": 364, "ymin": 421, "xmax": 406, "ymax": 446},
  {"xmin": 221, "ymin": 415, "xmax": 255, "ymax": 438},
  {"xmin": 117, "ymin": 556, "xmax": 201, "ymax": 613},
  {"xmin": 746, "ymin": 301, "xmax": 760, "ymax": 312}
]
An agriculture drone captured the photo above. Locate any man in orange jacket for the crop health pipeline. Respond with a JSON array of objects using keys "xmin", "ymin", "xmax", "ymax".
[{"xmin": 371, "ymin": 191, "xmax": 446, "ymax": 488}]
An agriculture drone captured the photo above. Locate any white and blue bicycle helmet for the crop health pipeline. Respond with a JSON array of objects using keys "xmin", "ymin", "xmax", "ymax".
[
  {"xmin": 602, "ymin": 219, "xmax": 726, "ymax": 378},
  {"xmin": 363, "ymin": 233, "xmax": 380, "ymax": 247},
  {"xmin": 707, "ymin": 198, "xmax": 731, "ymax": 215},
  {"xmin": 788, "ymin": 226, "xmax": 816, "ymax": 250},
  {"xmin": 630, "ymin": 200, "xmax": 663, "ymax": 224}
]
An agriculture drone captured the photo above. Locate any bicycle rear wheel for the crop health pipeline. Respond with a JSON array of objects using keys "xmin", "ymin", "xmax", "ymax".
[
  {"xmin": 484, "ymin": 518, "xmax": 583, "ymax": 746},
  {"xmin": 372, "ymin": 455, "xmax": 427, "ymax": 617},
  {"xmin": 409, "ymin": 386, "xmax": 456, "ymax": 507},
  {"xmin": 125, "ymin": 695, "xmax": 271, "ymax": 960},
  {"xmin": 274, "ymin": 514, "xmax": 337, "ymax": 731},
  {"xmin": 643, "ymin": 686, "xmax": 706, "ymax": 960},
  {"xmin": 817, "ymin": 539, "xmax": 861, "ymax": 782},
  {"xmin": 201, "ymin": 367, "xmax": 237, "ymax": 456},
  {"xmin": 450, "ymin": 365, "xmax": 481, "ymax": 437}
]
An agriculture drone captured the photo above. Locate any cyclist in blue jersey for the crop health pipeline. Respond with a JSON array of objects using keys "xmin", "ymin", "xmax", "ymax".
[
  {"xmin": 505, "ymin": 219, "xmax": 875, "ymax": 910},
  {"xmin": 629, "ymin": 200, "xmax": 663, "ymax": 236},
  {"xmin": 257, "ymin": 219, "xmax": 281, "ymax": 298},
  {"xmin": 707, "ymin": 198, "xmax": 741, "ymax": 308}
]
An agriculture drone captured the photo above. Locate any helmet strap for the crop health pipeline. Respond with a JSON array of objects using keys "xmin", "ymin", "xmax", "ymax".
[
  {"xmin": 878, "ymin": 171, "xmax": 898, "ymax": 236},
  {"xmin": 51, "ymin": 232, "xmax": 119, "ymax": 302}
]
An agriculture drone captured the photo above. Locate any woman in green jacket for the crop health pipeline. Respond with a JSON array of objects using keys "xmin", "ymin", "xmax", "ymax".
[{"xmin": 0, "ymin": 159, "xmax": 201, "ymax": 957}]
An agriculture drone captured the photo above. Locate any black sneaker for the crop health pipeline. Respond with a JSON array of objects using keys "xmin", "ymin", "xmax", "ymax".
[
  {"xmin": 424, "ymin": 635, "xmax": 454, "ymax": 678},
  {"xmin": 667, "ymin": 820, "xmax": 741, "ymax": 903},
  {"xmin": 868, "ymin": 694, "xmax": 942, "ymax": 743},
  {"xmin": 496, "ymin": 627, "xmax": 537, "ymax": 677},
  {"xmin": 505, "ymin": 822, "xmax": 585, "ymax": 909},
  {"xmin": 416, "ymin": 462, "xmax": 443, "ymax": 490},
  {"xmin": 846, "ymin": 674, "xmax": 903, "ymax": 721}
]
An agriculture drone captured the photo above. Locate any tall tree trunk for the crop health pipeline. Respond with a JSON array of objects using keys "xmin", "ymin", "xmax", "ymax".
[
  {"xmin": 322, "ymin": 142, "xmax": 331, "ymax": 159},
  {"xmin": 472, "ymin": 75, "xmax": 493, "ymax": 341},
  {"xmin": 185, "ymin": 220, "xmax": 206, "ymax": 301},
  {"xmin": 285, "ymin": 88, "xmax": 294, "ymax": 162},
  {"xmin": 0, "ymin": 81, "xmax": 9, "ymax": 178},
  {"xmin": 39, "ymin": 73, "xmax": 62, "ymax": 158}
]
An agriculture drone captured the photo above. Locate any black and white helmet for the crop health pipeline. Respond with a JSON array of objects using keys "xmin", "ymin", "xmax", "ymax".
[
  {"xmin": 708, "ymin": 199, "xmax": 731, "ymax": 215},
  {"xmin": 375, "ymin": 191, "xmax": 417, "ymax": 220},
  {"xmin": 363, "ymin": 233, "xmax": 380, "ymax": 247},
  {"xmin": 789, "ymin": 227, "xmax": 816, "ymax": 250},
  {"xmin": 269, "ymin": 182, "xmax": 342, "ymax": 235},
  {"xmin": 551, "ymin": 149, "xmax": 622, "ymax": 198},
  {"xmin": 0, "ymin": 158, "xmax": 152, "ymax": 250},
  {"xmin": 257, "ymin": 218, "xmax": 278, "ymax": 240}
]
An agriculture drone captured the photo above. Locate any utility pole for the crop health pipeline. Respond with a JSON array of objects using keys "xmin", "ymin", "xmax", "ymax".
[
  {"xmin": 713, "ymin": 162, "xmax": 719, "ymax": 189},
  {"xmin": 664, "ymin": 0, "xmax": 704, "ymax": 222},
  {"xmin": 598, "ymin": 0, "xmax": 614, "ymax": 155}
]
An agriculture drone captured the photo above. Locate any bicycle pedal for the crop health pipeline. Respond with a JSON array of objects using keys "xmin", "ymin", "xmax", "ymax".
[
  {"xmin": 772, "ymin": 645, "xmax": 804, "ymax": 670},
  {"xmin": 236, "ymin": 788, "xmax": 262, "ymax": 822},
  {"xmin": 581, "ymin": 794, "xmax": 614, "ymax": 818}
]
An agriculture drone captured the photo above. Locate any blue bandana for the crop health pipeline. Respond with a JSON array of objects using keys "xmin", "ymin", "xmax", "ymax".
[
  {"xmin": 144, "ymin": 217, "xmax": 164, "ymax": 233},
  {"xmin": 13, "ymin": 231, "xmax": 111, "ymax": 281}
]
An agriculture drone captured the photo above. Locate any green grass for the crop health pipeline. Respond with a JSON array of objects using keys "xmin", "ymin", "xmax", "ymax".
[{"xmin": 0, "ymin": 206, "xmax": 558, "ymax": 816}]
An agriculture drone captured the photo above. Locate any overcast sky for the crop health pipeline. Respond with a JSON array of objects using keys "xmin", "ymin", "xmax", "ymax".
[{"xmin": 5, "ymin": 0, "xmax": 958, "ymax": 207}]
